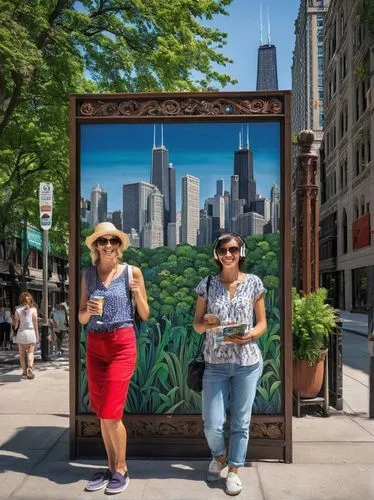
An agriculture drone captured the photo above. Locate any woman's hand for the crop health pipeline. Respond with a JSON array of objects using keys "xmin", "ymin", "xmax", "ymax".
[
  {"xmin": 225, "ymin": 332, "xmax": 255, "ymax": 345},
  {"xmin": 203, "ymin": 314, "xmax": 220, "ymax": 328},
  {"xmin": 86, "ymin": 299, "xmax": 101, "ymax": 316},
  {"xmin": 129, "ymin": 277, "xmax": 143, "ymax": 296}
]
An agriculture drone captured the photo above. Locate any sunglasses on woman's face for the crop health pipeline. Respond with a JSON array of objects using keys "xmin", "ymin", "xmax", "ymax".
[
  {"xmin": 216, "ymin": 246, "xmax": 240, "ymax": 256},
  {"xmin": 96, "ymin": 237, "xmax": 121, "ymax": 246}
]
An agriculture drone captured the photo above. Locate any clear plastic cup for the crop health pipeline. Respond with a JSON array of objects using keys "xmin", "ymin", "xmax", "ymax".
[{"xmin": 91, "ymin": 296, "xmax": 104, "ymax": 316}]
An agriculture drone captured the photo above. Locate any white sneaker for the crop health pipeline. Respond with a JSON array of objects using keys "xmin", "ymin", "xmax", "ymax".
[
  {"xmin": 207, "ymin": 457, "xmax": 225, "ymax": 481},
  {"xmin": 225, "ymin": 472, "xmax": 242, "ymax": 496}
]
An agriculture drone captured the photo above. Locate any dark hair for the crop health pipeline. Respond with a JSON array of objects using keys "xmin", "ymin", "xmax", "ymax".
[{"xmin": 213, "ymin": 233, "xmax": 246, "ymax": 271}]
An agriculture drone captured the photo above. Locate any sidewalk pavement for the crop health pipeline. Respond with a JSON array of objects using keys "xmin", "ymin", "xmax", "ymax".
[
  {"xmin": 339, "ymin": 309, "xmax": 369, "ymax": 337},
  {"xmin": 1, "ymin": 325, "xmax": 374, "ymax": 499}
]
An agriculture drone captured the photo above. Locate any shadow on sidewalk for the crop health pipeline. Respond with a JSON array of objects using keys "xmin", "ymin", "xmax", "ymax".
[
  {"xmin": 0, "ymin": 426, "xmax": 95, "ymax": 485},
  {"xmin": 0, "ymin": 374, "xmax": 25, "ymax": 384},
  {"xmin": 0, "ymin": 426, "xmax": 225, "ymax": 487}
]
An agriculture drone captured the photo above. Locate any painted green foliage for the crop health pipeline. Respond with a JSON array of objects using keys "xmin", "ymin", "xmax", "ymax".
[{"xmin": 79, "ymin": 231, "xmax": 282, "ymax": 414}]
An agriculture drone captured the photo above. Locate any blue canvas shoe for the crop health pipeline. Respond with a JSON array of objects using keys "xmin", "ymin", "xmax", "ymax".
[
  {"xmin": 85, "ymin": 469, "xmax": 112, "ymax": 491},
  {"xmin": 105, "ymin": 470, "xmax": 129, "ymax": 494}
]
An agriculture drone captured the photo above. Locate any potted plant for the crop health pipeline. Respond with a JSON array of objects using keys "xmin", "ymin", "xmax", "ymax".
[{"xmin": 292, "ymin": 288, "xmax": 337, "ymax": 398}]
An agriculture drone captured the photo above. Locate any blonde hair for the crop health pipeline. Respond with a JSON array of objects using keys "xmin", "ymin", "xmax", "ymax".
[
  {"xmin": 90, "ymin": 244, "xmax": 124, "ymax": 265},
  {"xmin": 19, "ymin": 292, "xmax": 34, "ymax": 309}
]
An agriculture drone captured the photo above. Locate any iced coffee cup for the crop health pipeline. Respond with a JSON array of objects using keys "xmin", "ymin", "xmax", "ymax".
[{"xmin": 91, "ymin": 296, "xmax": 104, "ymax": 317}]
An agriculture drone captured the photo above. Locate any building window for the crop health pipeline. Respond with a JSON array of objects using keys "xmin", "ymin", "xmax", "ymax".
[
  {"xmin": 29, "ymin": 248, "xmax": 37, "ymax": 269},
  {"xmin": 354, "ymin": 199, "xmax": 359, "ymax": 219},
  {"xmin": 342, "ymin": 209, "xmax": 348, "ymax": 254},
  {"xmin": 355, "ymin": 146, "xmax": 360, "ymax": 176},
  {"xmin": 352, "ymin": 267, "xmax": 368, "ymax": 311}
]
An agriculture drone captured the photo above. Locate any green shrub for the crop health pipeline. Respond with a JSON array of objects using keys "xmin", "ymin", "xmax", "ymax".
[{"xmin": 292, "ymin": 288, "xmax": 337, "ymax": 365}]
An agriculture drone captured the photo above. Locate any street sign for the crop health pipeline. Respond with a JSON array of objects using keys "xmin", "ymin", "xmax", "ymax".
[{"xmin": 39, "ymin": 182, "xmax": 53, "ymax": 230}]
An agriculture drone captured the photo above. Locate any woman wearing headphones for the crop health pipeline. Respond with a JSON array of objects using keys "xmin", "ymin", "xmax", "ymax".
[{"xmin": 193, "ymin": 232, "xmax": 267, "ymax": 496}]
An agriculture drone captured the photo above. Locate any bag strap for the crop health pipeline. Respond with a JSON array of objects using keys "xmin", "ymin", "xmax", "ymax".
[
  {"xmin": 196, "ymin": 275, "xmax": 212, "ymax": 352},
  {"xmin": 127, "ymin": 264, "xmax": 136, "ymax": 307}
]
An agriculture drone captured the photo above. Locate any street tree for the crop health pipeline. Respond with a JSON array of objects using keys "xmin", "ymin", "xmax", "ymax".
[{"xmin": 0, "ymin": 0, "xmax": 235, "ymax": 286}]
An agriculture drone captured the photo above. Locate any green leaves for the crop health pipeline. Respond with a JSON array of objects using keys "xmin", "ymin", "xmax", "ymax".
[{"xmin": 292, "ymin": 288, "xmax": 338, "ymax": 366}]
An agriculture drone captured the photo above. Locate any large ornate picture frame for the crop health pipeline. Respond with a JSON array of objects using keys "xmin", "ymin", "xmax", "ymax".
[{"xmin": 69, "ymin": 91, "xmax": 292, "ymax": 462}]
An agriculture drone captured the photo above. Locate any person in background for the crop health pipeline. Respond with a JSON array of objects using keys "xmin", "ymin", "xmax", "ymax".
[
  {"xmin": 3, "ymin": 304, "xmax": 12, "ymax": 350},
  {"xmin": 193, "ymin": 232, "xmax": 267, "ymax": 497},
  {"xmin": 51, "ymin": 303, "xmax": 68, "ymax": 356},
  {"xmin": 0, "ymin": 306, "xmax": 5, "ymax": 350},
  {"xmin": 13, "ymin": 292, "xmax": 40, "ymax": 379},
  {"xmin": 79, "ymin": 222, "xmax": 149, "ymax": 495}
]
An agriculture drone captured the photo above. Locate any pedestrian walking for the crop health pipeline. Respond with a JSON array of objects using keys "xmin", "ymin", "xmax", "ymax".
[
  {"xmin": 193, "ymin": 232, "xmax": 267, "ymax": 496},
  {"xmin": 3, "ymin": 304, "xmax": 13, "ymax": 350},
  {"xmin": 0, "ymin": 305, "xmax": 5, "ymax": 350},
  {"xmin": 79, "ymin": 222, "xmax": 149, "ymax": 495},
  {"xmin": 13, "ymin": 292, "xmax": 40, "ymax": 379},
  {"xmin": 51, "ymin": 303, "xmax": 68, "ymax": 355}
]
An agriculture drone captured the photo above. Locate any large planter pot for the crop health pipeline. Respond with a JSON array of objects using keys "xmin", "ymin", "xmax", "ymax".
[{"xmin": 293, "ymin": 350, "xmax": 327, "ymax": 398}]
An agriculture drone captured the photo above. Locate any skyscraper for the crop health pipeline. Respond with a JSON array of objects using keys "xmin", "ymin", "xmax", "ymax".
[
  {"xmin": 181, "ymin": 175, "xmax": 200, "ymax": 246},
  {"xmin": 233, "ymin": 128, "xmax": 256, "ymax": 212},
  {"xmin": 256, "ymin": 7, "xmax": 278, "ymax": 91},
  {"xmin": 270, "ymin": 182, "xmax": 280, "ymax": 233},
  {"xmin": 216, "ymin": 179, "xmax": 224, "ymax": 197},
  {"xmin": 144, "ymin": 188, "xmax": 164, "ymax": 249},
  {"xmin": 168, "ymin": 162, "xmax": 177, "ymax": 246},
  {"xmin": 122, "ymin": 181, "xmax": 154, "ymax": 245},
  {"xmin": 151, "ymin": 126, "xmax": 176, "ymax": 246},
  {"xmin": 112, "ymin": 210, "xmax": 123, "ymax": 230},
  {"xmin": 204, "ymin": 196, "xmax": 225, "ymax": 230},
  {"xmin": 89, "ymin": 184, "xmax": 107, "ymax": 227}
]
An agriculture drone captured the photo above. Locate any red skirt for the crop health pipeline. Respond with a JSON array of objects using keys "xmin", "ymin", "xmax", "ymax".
[{"xmin": 86, "ymin": 327, "xmax": 137, "ymax": 420}]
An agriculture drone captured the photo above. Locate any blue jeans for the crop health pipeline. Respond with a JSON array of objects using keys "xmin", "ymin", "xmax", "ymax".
[{"xmin": 202, "ymin": 361, "xmax": 262, "ymax": 467}]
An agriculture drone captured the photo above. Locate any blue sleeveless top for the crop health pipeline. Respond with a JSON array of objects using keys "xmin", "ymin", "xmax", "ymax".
[{"xmin": 85, "ymin": 264, "xmax": 134, "ymax": 333}]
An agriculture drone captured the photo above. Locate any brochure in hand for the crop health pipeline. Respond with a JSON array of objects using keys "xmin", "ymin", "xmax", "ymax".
[{"xmin": 213, "ymin": 322, "xmax": 247, "ymax": 346}]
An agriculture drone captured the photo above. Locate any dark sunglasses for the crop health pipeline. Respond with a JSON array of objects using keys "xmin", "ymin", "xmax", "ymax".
[
  {"xmin": 96, "ymin": 237, "xmax": 121, "ymax": 246},
  {"xmin": 216, "ymin": 246, "xmax": 240, "ymax": 256}
]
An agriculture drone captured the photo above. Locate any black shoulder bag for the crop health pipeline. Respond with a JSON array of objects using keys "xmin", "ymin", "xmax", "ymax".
[{"xmin": 187, "ymin": 275, "xmax": 212, "ymax": 393}]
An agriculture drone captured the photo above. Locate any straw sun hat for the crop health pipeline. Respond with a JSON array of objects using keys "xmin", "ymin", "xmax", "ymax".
[{"xmin": 85, "ymin": 222, "xmax": 129, "ymax": 250}]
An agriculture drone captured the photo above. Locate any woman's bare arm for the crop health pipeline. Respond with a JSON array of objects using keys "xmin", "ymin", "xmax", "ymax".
[{"xmin": 129, "ymin": 266, "xmax": 150, "ymax": 321}]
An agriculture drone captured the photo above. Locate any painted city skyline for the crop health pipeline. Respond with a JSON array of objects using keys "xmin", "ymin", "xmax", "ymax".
[
  {"xmin": 80, "ymin": 122, "xmax": 280, "ymax": 210},
  {"xmin": 80, "ymin": 121, "xmax": 281, "ymax": 248}
]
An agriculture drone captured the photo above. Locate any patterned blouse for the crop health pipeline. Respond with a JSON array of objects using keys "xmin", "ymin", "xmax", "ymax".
[
  {"xmin": 195, "ymin": 274, "xmax": 266, "ymax": 366},
  {"xmin": 85, "ymin": 264, "xmax": 134, "ymax": 333}
]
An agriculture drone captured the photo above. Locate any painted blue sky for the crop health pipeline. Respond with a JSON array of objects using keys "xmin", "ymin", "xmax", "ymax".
[{"xmin": 80, "ymin": 122, "xmax": 280, "ymax": 213}]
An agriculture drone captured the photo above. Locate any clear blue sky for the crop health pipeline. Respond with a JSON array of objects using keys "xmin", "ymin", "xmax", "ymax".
[{"xmin": 209, "ymin": 0, "xmax": 300, "ymax": 90}]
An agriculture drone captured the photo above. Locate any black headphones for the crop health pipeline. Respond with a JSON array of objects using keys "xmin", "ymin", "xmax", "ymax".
[{"xmin": 212, "ymin": 232, "xmax": 246, "ymax": 259}]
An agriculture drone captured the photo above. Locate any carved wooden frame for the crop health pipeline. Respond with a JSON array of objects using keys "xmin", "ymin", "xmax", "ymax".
[{"xmin": 69, "ymin": 91, "xmax": 292, "ymax": 462}]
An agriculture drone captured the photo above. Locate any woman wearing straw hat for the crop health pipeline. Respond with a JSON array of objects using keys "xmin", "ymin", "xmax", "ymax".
[{"xmin": 79, "ymin": 222, "xmax": 149, "ymax": 495}]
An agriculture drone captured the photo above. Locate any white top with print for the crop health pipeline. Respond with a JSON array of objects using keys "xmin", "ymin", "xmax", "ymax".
[{"xmin": 195, "ymin": 274, "xmax": 266, "ymax": 366}]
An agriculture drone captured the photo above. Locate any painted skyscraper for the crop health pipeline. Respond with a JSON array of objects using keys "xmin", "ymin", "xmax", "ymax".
[
  {"xmin": 233, "ymin": 127, "xmax": 256, "ymax": 213},
  {"xmin": 122, "ymin": 181, "xmax": 155, "ymax": 246},
  {"xmin": 151, "ymin": 125, "xmax": 176, "ymax": 246},
  {"xmin": 89, "ymin": 184, "xmax": 107, "ymax": 227},
  {"xmin": 181, "ymin": 175, "xmax": 200, "ymax": 246},
  {"xmin": 256, "ymin": 5, "xmax": 278, "ymax": 91}
]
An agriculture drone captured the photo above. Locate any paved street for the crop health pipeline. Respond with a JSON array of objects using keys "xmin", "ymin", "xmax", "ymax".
[{"xmin": 0, "ymin": 313, "xmax": 374, "ymax": 499}]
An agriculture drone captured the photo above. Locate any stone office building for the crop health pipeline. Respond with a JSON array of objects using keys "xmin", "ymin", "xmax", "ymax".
[{"xmin": 319, "ymin": 0, "xmax": 374, "ymax": 311}]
